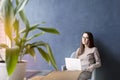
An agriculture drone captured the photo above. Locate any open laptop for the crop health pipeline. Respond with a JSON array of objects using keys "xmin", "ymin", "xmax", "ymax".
[{"xmin": 65, "ymin": 58, "xmax": 82, "ymax": 70}]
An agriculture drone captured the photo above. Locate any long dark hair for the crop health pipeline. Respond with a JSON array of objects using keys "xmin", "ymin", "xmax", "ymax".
[{"xmin": 77, "ymin": 32, "xmax": 95, "ymax": 57}]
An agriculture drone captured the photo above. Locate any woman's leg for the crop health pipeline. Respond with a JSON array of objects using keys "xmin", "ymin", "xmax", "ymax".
[{"xmin": 78, "ymin": 71, "xmax": 92, "ymax": 80}]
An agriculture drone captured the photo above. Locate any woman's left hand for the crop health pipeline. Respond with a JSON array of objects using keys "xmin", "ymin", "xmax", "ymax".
[{"xmin": 87, "ymin": 65, "xmax": 94, "ymax": 72}]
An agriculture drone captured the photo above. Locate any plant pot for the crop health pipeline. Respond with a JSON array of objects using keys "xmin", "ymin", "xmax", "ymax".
[{"xmin": 0, "ymin": 60, "xmax": 27, "ymax": 80}]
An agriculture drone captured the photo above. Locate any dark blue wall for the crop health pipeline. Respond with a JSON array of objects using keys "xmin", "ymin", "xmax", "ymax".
[{"xmin": 24, "ymin": 0, "xmax": 120, "ymax": 80}]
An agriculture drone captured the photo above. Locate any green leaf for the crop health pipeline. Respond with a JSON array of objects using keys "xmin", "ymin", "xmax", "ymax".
[
  {"xmin": 29, "ymin": 48, "xmax": 36, "ymax": 57},
  {"xmin": 20, "ymin": 28, "xmax": 27, "ymax": 33},
  {"xmin": 6, "ymin": 46, "xmax": 20, "ymax": 75},
  {"xmin": 37, "ymin": 27, "xmax": 60, "ymax": 34},
  {"xmin": 30, "ymin": 41, "xmax": 47, "ymax": 47},
  {"xmin": 19, "ymin": 10, "xmax": 29, "ymax": 28},
  {"xmin": 41, "ymin": 21, "xmax": 46, "ymax": 24},
  {"xmin": 15, "ymin": 0, "xmax": 29, "ymax": 15},
  {"xmin": 27, "ymin": 32, "xmax": 45, "ymax": 41},
  {"xmin": 13, "ymin": 19, "xmax": 19, "ymax": 35},
  {"xmin": 13, "ymin": 19, "xmax": 20, "ymax": 45},
  {"xmin": 16, "ymin": 0, "xmax": 19, "ymax": 6},
  {"xmin": 29, "ymin": 24, "xmax": 39, "ymax": 31},
  {"xmin": 37, "ymin": 48, "xmax": 50, "ymax": 63},
  {"xmin": 31, "ymin": 41, "xmax": 58, "ymax": 70},
  {"xmin": 2, "ymin": 0, "xmax": 14, "ymax": 41},
  {"xmin": 21, "ymin": 24, "xmax": 39, "ymax": 33},
  {"xmin": 25, "ymin": 44, "xmax": 35, "ymax": 57},
  {"xmin": 0, "ymin": 43, "xmax": 9, "ymax": 48},
  {"xmin": 26, "ymin": 41, "xmax": 58, "ymax": 70},
  {"xmin": 46, "ymin": 44, "xmax": 58, "ymax": 70}
]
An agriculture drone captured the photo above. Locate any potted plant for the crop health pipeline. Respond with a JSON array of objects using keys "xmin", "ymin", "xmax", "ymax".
[{"xmin": 0, "ymin": 0, "xmax": 59, "ymax": 80}]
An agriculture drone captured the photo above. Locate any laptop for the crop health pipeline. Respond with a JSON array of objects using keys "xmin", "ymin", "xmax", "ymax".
[{"xmin": 65, "ymin": 58, "xmax": 82, "ymax": 70}]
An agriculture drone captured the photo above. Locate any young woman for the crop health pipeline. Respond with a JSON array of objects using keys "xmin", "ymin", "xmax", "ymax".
[{"xmin": 75, "ymin": 32, "xmax": 101, "ymax": 80}]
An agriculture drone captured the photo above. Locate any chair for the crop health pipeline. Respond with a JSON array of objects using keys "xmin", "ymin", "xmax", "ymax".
[{"xmin": 61, "ymin": 52, "xmax": 96, "ymax": 80}]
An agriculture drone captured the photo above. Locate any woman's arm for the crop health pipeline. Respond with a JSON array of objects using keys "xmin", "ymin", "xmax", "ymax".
[
  {"xmin": 75, "ymin": 48, "xmax": 80, "ymax": 58},
  {"xmin": 93, "ymin": 47, "xmax": 101, "ymax": 68},
  {"xmin": 87, "ymin": 47, "xmax": 101, "ymax": 72}
]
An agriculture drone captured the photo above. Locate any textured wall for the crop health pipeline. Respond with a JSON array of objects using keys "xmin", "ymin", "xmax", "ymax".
[{"xmin": 24, "ymin": 0, "xmax": 120, "ymax": 80}]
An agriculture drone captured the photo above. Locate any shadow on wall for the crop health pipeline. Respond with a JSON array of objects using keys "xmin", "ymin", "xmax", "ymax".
[{"xmin": 95, "ymin": 39, "xmax": 120, "ymax": 80}]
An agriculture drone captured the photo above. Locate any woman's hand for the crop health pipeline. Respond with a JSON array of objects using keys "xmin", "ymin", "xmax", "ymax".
[{"xmin": 87, "ymin": 65, "xmax": 94, "ymax": 72}]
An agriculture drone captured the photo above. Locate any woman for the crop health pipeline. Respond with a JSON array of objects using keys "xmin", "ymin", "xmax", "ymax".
[{"xmin": 75, "ymin": 32, "xmax": 101, "ymax": 80}]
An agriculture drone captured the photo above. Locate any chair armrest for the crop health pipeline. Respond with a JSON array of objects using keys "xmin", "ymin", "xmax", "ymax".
[
  {"xmin": 61, "ymin": 65, "xmax": 67, "ymax": 71},
  {"xmin": 91, "ymin": 69, "xmax": 96, "ymax": 80}
]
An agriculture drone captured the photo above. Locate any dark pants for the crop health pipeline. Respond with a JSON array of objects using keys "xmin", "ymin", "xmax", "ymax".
[{"xmin": 78, "ymin": 71, "xmax": 92, "ymax": 80}]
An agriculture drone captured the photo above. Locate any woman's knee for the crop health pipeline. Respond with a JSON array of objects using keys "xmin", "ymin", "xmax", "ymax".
[{"xmin": 77, "ymin": 71, "xmax": 92, "ymax": 80}]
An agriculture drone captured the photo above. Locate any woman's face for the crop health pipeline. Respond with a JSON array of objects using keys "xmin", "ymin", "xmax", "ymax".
[{"xmin": 82, "ymin": 33, "xmax": 90, "ymax": 46}]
